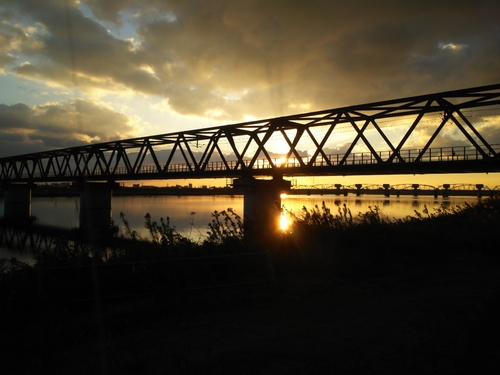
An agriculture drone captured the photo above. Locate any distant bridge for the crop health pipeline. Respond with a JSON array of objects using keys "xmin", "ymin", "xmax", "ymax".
[{"xmin": 291, "ymin": 183, "xmax": 500, "ymax": 197}]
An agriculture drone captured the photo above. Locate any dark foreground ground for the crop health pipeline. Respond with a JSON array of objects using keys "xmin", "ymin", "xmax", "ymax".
[{"xmin": 5, "ymin": 245, "xmax": 495, "ymax": 375}]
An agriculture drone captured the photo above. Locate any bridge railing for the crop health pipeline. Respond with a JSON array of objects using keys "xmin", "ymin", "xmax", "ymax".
[
  {"xmin": 302, "ymin": 144, "xmax": 500, "ymax": 167},
  {"xmin": 130, "ymin": 144, "xmax": 498, "ymax": 174},
  {"xmin": 255, "ymin": 144, "xmax": 500, "ymax": 169}
]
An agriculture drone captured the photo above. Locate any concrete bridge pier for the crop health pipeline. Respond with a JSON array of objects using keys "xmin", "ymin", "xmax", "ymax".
[
  {"xmin": 412, "ymin": 184, "xmax": 420, "ymax": 197},
  {"xmin": 476, "ymin": 184, "xmax": 484, "ymax": 198},
  {"xmin": 79, "ymin": 181, "xmax": 119, "ymax": 234},
  {"xmin": 1, "ymin": 183, "xmax": 35, "ymax": 222},
  {"xmin": 335, "ymin": 184, "xmax": 342, "ymax": 196},
  {"xmin": 442, "ymin": 184, "xmax": 450, "ymax": 197},
  {"xmin": 383, "ymin": 184, "xmax": 390, "ymax": 197},
  {"xmin": 355, "ymin": 184, "xmax": 363, "ymax": 196},
  {"xmin": 233, "ymin": 176, "xmax": 291, "ymax": 242}
]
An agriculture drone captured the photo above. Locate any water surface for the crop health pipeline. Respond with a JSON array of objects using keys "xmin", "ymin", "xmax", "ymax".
[{"xmin": 0, "ymin": 193, "xmax": 481, "ymax": 235}]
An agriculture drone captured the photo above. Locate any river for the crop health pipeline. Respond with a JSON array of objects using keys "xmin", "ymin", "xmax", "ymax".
[
  {"xmin": 0, "ymin": 193, "xmax": 481, "ymax": 239},
  {"xmin": 0, "ymin": 194, "xmax": 485, "ymax": 261}
]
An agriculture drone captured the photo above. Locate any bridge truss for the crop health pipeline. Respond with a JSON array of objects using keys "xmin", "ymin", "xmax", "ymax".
[{"xmin": 1, "ymin": 83, "xmax": 500, "ymax": 183}]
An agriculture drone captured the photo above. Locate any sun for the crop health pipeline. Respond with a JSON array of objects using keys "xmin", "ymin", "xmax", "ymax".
[
  {"xmin": 275, "ymin": 157, "xmax": 287, "ymax": 167},
  {"xmin": 274, "ymin": 139, "xmax": 290, "ymax": 154}
]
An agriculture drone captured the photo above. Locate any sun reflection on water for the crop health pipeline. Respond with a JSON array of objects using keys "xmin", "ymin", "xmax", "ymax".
[{"xmin": 279, "ymin": 210, "xmax": 290, "ymax": 231}]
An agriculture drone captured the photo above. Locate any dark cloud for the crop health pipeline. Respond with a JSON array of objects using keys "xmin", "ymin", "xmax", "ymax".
[
  {"xmin": 0, "ymin": 18, "xmax": 43, "ymax": 71},
  {"xmin": 1, "ymin": 0, "xmax": 161, "ymax": 95},
  {"xmin": 0, "ymin": 100, "xmax": 137, "ymax": 157},
  {"xmin": 477, "ymin": 119, "xmax": 500, "ymax": 146}
]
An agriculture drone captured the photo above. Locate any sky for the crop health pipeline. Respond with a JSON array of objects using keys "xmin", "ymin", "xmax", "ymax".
[{"xmin": 1, "ymin": 0, "xmax": 500, "ymax": 188}]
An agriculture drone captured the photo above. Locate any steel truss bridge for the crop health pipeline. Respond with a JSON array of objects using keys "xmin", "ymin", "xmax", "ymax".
[{"xmin": 1, "ymin": 83, "xmax": 500, "ymax": 184}]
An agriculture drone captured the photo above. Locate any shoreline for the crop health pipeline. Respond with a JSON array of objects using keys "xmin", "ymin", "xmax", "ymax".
[{"xmin": 0, "ymin": 185, "xmax": 495, "ymax": 198}]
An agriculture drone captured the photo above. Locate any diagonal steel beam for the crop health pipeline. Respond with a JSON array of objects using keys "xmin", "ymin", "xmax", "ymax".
[
  {"xmin": 456, "ymin": 109, "xmax": 497, "ymax": 156},
  {"xmin": 308, "ymin": 112, "xmax": 343, "ymax": 166},
  {"xmin": 387, "ymin": 100, "xmax": 433, "ymax": 163},
  {"xmin": 414, "ymin": 110, "xmax": 450, "ymax": 162},
  {"xmin": 339, "ymin": 117, "xmax": 372, "ymax": 165},
  {"xmin": 279, "ymin": 124, "xmax": 306, "ymax": 167},
  {"xmin": 344, "ymin": 113, "xmax": 383, "ymax": 164}
]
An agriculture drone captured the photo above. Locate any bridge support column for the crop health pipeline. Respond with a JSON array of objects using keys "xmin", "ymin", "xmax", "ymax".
[
  {"xmin": 383, "ymin": 184, "xmax": 390, "ymax": 197},
  {"xmin": 412, "ymin": 184, "xmax": 419, "ymax": 197},
  {"xmin": 2, "ymin": 183, "xmax": 34, "ymax": 222},
  {"xmin": 442, "ymin": 184, "xmax": 450, "ymax": 198},
  {"xmin": 335, "ymin": 184, "xmax": 342, "ymax": 195},
  {"xmin": 233, "ymin": 176, "xmax": 291, "ymax": 243},
  {"xmin": 476, "ymin": 184, "xmax": 484, "ymax": 198},
  {"xmin": 79, "ymin": 181, "xmax": 119, "ymax": 234},
  {"xmin": 355, "ymin": 184, "xmax": 363, "ymax": 196}
]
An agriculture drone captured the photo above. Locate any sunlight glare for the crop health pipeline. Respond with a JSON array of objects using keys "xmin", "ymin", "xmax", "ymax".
[
  {"xmin": 279, "ymin": 211, "xmax": 289, "ymax": 231},
  {"xmin": 274, "ymin": 139, "xmax": 290, "ymax": 154},
  {"xmin": 276, "ymin": 157, "xmax": 287, "ymax": 167}
]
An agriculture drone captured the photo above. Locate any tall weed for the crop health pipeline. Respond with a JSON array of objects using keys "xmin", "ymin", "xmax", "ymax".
[
  {"xmin": 289, "ymin": 201, "xmax": 392, "ymax": 229},
  {"xmin": 204, "ymin": 208, "xmax": 244, "ymax": 247}
]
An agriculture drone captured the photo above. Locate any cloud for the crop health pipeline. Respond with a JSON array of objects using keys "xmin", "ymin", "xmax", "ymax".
[
  {"xmin": 0, "ymin": 0, "xmax": 499, "ymax": 153},
  {"xmin": 0, "ymin": 19, "xmax": 44, "ymax": 72},
  {"xmin": 0, "ymin": 99, "xmax": 138, "ymax": 157},
  {"xmin": 477, "ymin": 115, "xmax": 500, "ymax": 145},
  {"xmin": 396, "ymin": 110, "xmax": 500, "ymax": 150}
]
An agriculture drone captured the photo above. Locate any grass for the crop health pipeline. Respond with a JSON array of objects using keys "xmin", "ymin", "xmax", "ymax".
[{"xmin": 1, "ymin": 196, "xmax": 500, "ymax": 374}]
